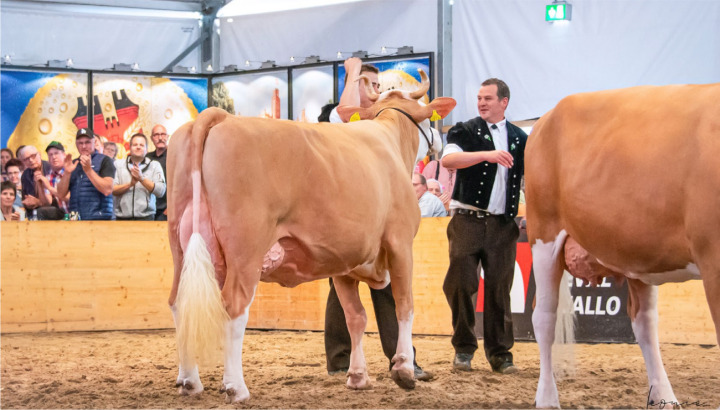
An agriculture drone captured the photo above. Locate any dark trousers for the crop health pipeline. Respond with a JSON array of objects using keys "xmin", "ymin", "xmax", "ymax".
[
  {"xmin": 155, "ymin": 208, "xmax": 167, "ymax": 221},
  {"xmin": 116, "ymin": 215, "xmax": 156, "ymax": 221},
  {"xmin": 324, "ymin": 278, "xmax": 417, "ymax": 372},
  {"xmin": 443, "ymin": 213, "xmax": 519, "ymax": 367}
]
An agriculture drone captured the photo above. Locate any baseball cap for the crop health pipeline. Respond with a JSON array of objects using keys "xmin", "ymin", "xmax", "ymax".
[
  {"xmin": 45, "ymin": 141, "xmax": 65, "ymax": 152},
  {"xmin": 76, "ymin": 128, "xmax": 94, "ymax": 139}
]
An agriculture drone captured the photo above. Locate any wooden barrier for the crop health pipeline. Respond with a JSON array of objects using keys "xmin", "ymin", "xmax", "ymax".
[{"xmin": 0, "ymin": 220, "xmax": 716, "ymax": 345}]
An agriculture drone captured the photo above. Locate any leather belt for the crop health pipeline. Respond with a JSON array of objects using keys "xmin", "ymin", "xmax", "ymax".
[{"xmin": 451, "ymin": 208, "xmax": 501, "ymax": 219}]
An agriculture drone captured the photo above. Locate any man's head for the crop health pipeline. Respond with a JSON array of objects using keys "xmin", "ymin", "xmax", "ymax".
[
  {"xmin": 426, "ymin": 178, "xmax": 443, "ymax": 197},
  {"xmin": 76, "ymin": 128, "xmax": 96, "ymax": 156},
  {"xmin": 151, "ymin": 125, "xmax": 168, "ymax": 153},
  {"xmin": 45, "ymin": 141, "xmax": 65, "ymax": 171},
  {"xmin": 412, "ymin": 172, "xmax": 428, "ymax": 200},
  {"xmin": 5, "ymin": 159, "xmax": 22, "ymax": 185},
  {"xmin": 477, "ymin": 78, "xmax": 510, "ymax": 124},
  {"xmin": 18, "ymin": 145, "xmax": 42, "ymax": 171},
  {"xmin": 103, "ymin": 142, "xmax": 118, "ymax": 159},
  {"xmin": 349, "ymin": 64, "xmax": 380, "ymax": 108},
  {"xmin": 129, "ymin": 133, "xmax": 148, "ymax": 159}
]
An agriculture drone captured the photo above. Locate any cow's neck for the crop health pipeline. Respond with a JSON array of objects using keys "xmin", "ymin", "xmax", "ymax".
[{"xmin": 376, "ymin": 110, "xmax": 420, "ymax": 173}]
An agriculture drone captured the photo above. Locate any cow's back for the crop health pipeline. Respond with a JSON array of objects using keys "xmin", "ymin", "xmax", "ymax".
[{"xmin": 526, "ymin": 83, "xmax": 720, "ymax": 273}]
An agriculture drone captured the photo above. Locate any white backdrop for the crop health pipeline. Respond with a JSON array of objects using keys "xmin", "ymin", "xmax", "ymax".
[{"xmin": 450, "ymin": 0, "xmax": 720, "ymax": 123}]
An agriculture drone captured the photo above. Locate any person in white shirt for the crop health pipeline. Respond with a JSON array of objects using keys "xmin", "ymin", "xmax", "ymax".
[{"xmin": 413, "ymin": 173, "xmax": 447, "ymax": 217}]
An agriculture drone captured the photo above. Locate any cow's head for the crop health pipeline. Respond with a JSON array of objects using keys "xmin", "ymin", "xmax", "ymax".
[{"xmin": 337, "ymin": 69, "xmax": 456, "ymax": 161}]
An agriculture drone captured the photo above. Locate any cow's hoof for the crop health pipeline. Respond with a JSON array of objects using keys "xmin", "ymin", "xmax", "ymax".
[
  {"xmin": 391, "ymin": 368, "xmax": 416, "ymax": 390},
  {"xmin": 346, "ymin": 370, "xmax": 372, "ymax": 390},
  {"xmin": 176, "ymin": 379, "xmax": 203, "ymax": 395},
  {"xmin": 223, "ymin": 385, "xmax": 250, "ymax": 403}
]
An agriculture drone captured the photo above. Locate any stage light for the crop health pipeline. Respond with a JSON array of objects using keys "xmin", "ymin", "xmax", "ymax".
[
  {"xmin": 171, "ymin": 65, "xmax": 190, "ymax": 73},
  {"xmin": 47, "ymin": 59, "xmax": 73, "ymax": 68},
  {"xmin": 352, "ymin": 50, "xmax": 368, "ymax": 58},
  {"xmin": 224, "ymin": 64, "xmax": 239, "ymax": 72},
  {"xmin": 303, "ymin": 55, "xmax": 320, "ymax": 64},
  {"xmin": 260, "ymin": 60, "xmax": 276, "ymax": 69},
  {"xmin": 380, "ymin": 46, "xmax": 414, "ymax": 55},
  {"xmin": 2, "ymin": 55, "xmax": 11, "ymax": 65},
  {"xmin": 546, "ymin": 1, "xmax": 572, "ymax": 21},
  {"xmin": 206, "ymin": 64, "xmax": 213, "ymax": 72}
]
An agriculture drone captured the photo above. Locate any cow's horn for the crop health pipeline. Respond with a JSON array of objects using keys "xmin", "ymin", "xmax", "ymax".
[
  {"xmin": 409, "ymin": 69, "xmax": 430, "ymax": 100},
  {"xmin": 359, "ymin": 75, "xmax": 380, "ymax": 102}
]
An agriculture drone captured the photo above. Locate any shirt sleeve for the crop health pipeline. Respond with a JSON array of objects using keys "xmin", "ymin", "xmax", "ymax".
[
  {"xmin": 150, "ymin": 162, "xmax": 166, "ymax": 197},
  {"xmin": 329, "ymin": 107, "xmax": 343, "ymax": 124},
  {"xmin": 442, "ymin": 143, "xmax": 463, "ymax": 157},
  {"xmin": 98, "ymin": 156, "xmax": 116, "ymax": 178}
]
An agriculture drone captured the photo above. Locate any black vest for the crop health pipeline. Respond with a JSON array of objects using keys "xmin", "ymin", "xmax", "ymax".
[{"xmin": 446, "ymin": 116, "xmax": 527, "ymax": 219}]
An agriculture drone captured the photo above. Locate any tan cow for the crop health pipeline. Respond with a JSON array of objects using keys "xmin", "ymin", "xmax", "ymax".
[
  {"xmin": 526, "ymin": 84, "xmax": 720, "ymax": 408},
  {"xmin": 166, "ymin": 71, "xmax": 456, "ymax": 403}
]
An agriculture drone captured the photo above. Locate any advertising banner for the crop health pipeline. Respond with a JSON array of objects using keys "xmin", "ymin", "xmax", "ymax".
[
  {"xmin": 211, "ymin": 71, "xmax": 289, "ymax": 120},
  {"xmin": 291, "ymin": 65, "xmax": 334, "ymax": 123}
]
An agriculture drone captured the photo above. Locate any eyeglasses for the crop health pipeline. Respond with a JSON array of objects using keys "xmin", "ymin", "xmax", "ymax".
[
  {"xmin": 21, "ymin": 152, "xmax": 39, "ymax": 162},
  {"xmin": 152, "ymin": 133, "xmax": 168, "ymax": 138}
]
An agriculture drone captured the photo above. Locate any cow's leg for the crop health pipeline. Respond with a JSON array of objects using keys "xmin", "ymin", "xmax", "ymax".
[
  {"xmin": 332, "ymin": 275, "xmax": 372, "ymax": 390},
  {"xmin": 221, "ymin": 307, "xmax": 252, "ymax": 403},
  {"xmin": 532, "ymin": 236, "xmax": 567, "ymax": 409},
  {"xmin": 170, "ymin": 304, "xmax": 204, "ymax": 395},
  {"xmin": 384, "ymin": 240, "xmax": 416, "ymax": 390},
  {"xmin": 627, "ymin": 279, "xmax": 678, "ymax": 407}
]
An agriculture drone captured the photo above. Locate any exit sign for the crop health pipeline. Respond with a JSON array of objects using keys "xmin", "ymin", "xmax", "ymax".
[{"xmin": 546, "ymin": 3, "xmax": 572, "ymax": 21}]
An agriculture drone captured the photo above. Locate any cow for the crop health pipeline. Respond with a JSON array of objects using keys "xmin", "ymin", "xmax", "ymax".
[
  {"xmin": 166, "ymin": 70, "xmax": 456, "ymax": 403},
  {"xmin": 525, "ymin": 83, "xmax": 720, "ymax": 408}
]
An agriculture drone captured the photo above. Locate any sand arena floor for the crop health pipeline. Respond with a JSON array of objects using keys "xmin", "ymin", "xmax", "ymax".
[{"xmin": 1, "ymin": 329, "xmax": 718, "ymax": 409}]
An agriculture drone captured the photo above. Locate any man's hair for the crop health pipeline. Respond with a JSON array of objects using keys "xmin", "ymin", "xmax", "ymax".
[
  {"xmin": 18, "ymin": 145, "xmax": 38, "ymax": 159},
  {"xmin": 1, "ymin": 180, "xmax": 16, "ymax": 196},
  {"xmin": 482, "ymin": 78, "xmax": 510, "ymax": 101},
  {"xmin": 343, "ymin": 63, "xmax": 379, "ymax": 86},
  {"xmin": 5, "ymin": 158, "xmax": 22, "ymax": 172},
  {"xmin": 413, "ymin": 172, "xmax": 427, "ymax": 185},
  {"xmin": 426, "ymin": 178, "xmax": 443, "ymax": 193},
  {"xmin": 15, "ymin": 145, "xmax": 25, "ymax": 158},
  {"xmin": 318, "ymin": 102, "xmax": 339, "ymax": 123},
  {"xmin": 130, "ymin": 133, "xmax": 148, "ymax": 146}
]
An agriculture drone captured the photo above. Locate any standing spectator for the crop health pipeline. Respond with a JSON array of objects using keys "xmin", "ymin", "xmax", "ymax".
[
  {"xmin": 18, "ymin": 145, "xmax": 52, "ymax": 220},
  {"xmin": 147, "ymin": 124, "xmax": 168, "ymax": 221},
  {"xmin": 426, "ymin": 178, "xmax": 451, "ymax": 213},
  {"xmin": 1, "ymin": 148, "xmax": 14, "ymax": 181},
  {"xmin": 5, "ymin": 158, "xmax": 23, "ymax": 209},
  {"xmin": 441, "ymin": 78, "xmax": 526, "ymax": 375},
  {"xmin": 56, "ymin": 128, "xmax": 116, "ymax": 220},
  {"xmin": 35, "ymin": 141, "xmax": 69, "ymax": 218},
  {"xmin": 112, "ymin": 133, "xmax": 166, "ymax": 221},
  {"xmin": 322, "ymin": 57, "xmax": 432, "ymax": 382},
  {"xmin": 413, "ymin": 173, "xmax": 447, "ymax": 217},
  {"xmin": 103, "ymin": 142, "xmax": 118, "ymax": 159},
  {"xmin": 1, "ymin": 181, "xmax": 24, "ymax": 221}
]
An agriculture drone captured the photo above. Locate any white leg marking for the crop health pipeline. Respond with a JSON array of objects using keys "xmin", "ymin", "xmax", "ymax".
[{"xmin": 223, "ymin": 309, "xmax": 251, "ymax": 403}]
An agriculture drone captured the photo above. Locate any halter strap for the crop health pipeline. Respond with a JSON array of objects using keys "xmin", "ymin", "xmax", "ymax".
[{"xmin": 375, "ymin": 107, "xmax": 434, "ymax": 157}]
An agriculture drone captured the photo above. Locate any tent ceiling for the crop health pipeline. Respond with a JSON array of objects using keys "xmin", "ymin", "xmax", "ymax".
[{"xmin": 7, "ymin": 0, "xmax": 228, "ymax": 13}]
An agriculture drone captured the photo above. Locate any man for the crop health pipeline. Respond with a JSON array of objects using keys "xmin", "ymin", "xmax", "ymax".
[
  {"xmin": 112, "ymin": 133, "xmax": 166, "ymax": 220},
  {"xmin": 323, "ymin": 57, "xmax": 432, "ymax": 381},
  {"xmin": 413, "ymin": 173, "xmax": 447, "ymax": 217},
  {"xmin": 18, "ymin": 145, "xmax": 52, "ymax": 220},
  {"xmin": 441, "ymin": 78, "xmax": 527, "ymax": 375},
  {"xmin": 57, "ymin": 128, "xmax": 116, "ymax": 220},
  {"xmin": 147, "ymin": 124, "xmax": 168, "ymax": 220},
  {"xmin": 35, "ymin": 141, "xmax": 69, "ymax": 219},
  {"xmin": 427, "ymin": 178, "xmax": 451, "ymax": 213}
]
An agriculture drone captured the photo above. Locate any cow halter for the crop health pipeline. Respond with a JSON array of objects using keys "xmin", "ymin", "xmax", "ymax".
[{"xmin": 375, "ymin": 107, "xmax": 434, "ymax": 157}]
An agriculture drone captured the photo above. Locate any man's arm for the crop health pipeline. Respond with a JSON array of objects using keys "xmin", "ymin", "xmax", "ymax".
[
  {"xmin": 82, "ymin": 156, "xmax": 114, "ymax": 196},
  {"xmin": 442, "ymin": 150, "xmax": 514, "ymax": 170},
  {"xmin": 336, "ymin": 57, "xmax": 363, "ymax": 122}
]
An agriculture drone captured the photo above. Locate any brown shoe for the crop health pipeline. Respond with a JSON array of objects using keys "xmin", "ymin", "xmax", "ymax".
[{"xmin": 492, "ymin": 361, "xmax": 518, "ymax": 374}]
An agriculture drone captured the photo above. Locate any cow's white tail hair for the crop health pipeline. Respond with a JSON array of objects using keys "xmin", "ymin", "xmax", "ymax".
[
  {"xmin": 175, "ymin": 233, "xmax": 229, "ymax": 368},
  {"xmin": 551, "ymin": 230, "xmax": 576, "ymax": 378}
]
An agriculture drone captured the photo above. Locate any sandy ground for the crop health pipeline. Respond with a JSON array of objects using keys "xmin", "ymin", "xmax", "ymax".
[{"xmin": 1, "ymin": 329, "xmax": 718, "ymax": 409}]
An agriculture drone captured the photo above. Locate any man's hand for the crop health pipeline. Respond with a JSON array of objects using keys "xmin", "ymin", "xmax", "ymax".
[
  {"xmin": 486, "ymin": 150, "xmax": 514, "ymax": 168},
  {"xmin": 130, "ymin": 163, "xmax": 144, "ymax": 182},
  {"xmin": 22, "ymin": 195, "xmax": 41, "ymax": 209},
  {"xmin": 10, "ymin": 211, "xmax": 20, "ymax": 221},
  {"xmin": 34, "ymin": 170, "xmax": 49, "ymax": 189},
  {"xmin": 343, "ymin": 57, "xmax": 363, "ymax": 75},
  {"xmin": 63, "ymin": 153, "xmax": 78, "ymax": 173},
  {"xmin": 79, "ymin": 154, "xmax": 92, "ymax": 172},
  {"xmin": 439, "ymin": 191, "xmax": 451, "ymax": 205}
]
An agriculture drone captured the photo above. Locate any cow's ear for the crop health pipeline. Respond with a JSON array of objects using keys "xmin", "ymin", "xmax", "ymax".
[
  {"xmin": 427, "ymin": 97, "xmax": 457, "ymax": 119},
  {"xmin": 336, "ymin": 105, "xmax": 372, "ymax": 122}
]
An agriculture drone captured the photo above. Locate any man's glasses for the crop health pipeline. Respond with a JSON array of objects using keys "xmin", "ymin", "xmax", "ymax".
[
  {"xmin": 21, "ymin": 152, "xmax": 39, "ymax": 162},
  {"xmin": 152, "ymin": 133, "xmax": 168, "ymax": 138}
]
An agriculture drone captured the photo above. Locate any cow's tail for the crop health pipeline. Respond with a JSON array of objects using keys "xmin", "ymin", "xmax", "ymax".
[
  {"xmin": 551, "ymin": 230, "xmax": 576, "ymax": 378},
  {"xmin": 176, "ymin": 108, "xmax": 231, "ymax": 369}
]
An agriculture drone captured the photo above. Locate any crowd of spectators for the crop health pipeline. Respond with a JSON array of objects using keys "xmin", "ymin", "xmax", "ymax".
[{"xmin": 2, "ymin": 125, "xmax": 168, "ymax": 222}]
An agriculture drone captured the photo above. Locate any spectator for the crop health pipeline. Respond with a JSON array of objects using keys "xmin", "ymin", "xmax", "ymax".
[
  {"xmin": 1, "ymin": 148, "xmax": 14, "ymax": 181},
  {"xmin": 426, "ymin": 178, "xmax": 451, "ymax": 213},
  {"xmin": 5, "ymin": 158, "xmax": 23, "ymax": 209},
  {"xmin": 441, "ymin": 78, "xmax": 526, "ymax": 375},
  {"xmin": 104, "ymin": 142, "xmax": 118, "ymax": 159},
  {"xmin": 14, "ymin": 146, "xmax": 26, "ymax": 172},
  {"xmin": 147, "ymin": 124, "xmax": 168, "ymax": 221},
  {"xmin": 56, "ymin": 128, "xmax": 116, "ymax": 220},
  {"xmin": 18, "ymin": 145, "xmax": 52, "ymax": 220},
  {"xmin": 323, "ymin": 57, "xmax": 432, "ymax": 382},
  {"xmin": 413, "ymin": 173, "xmax": 447, "ymax": 217},
  {"xmin": 422, "ymin": 159, "xmax": 455, "ymax": 203},
  {"xmin": 112, "ymin": 133, "xmax": 166, "ymax": 221},
  {"xmin": 94, "ymin": 134, "xmax": 105, "ymax": 154},
  {"xmin": 35, "ymin": 141, "xmax": 69, "ymax": 218},
  {"xmin": 1, "ymin": 180, "xmax": 24, "ymax": 221}
]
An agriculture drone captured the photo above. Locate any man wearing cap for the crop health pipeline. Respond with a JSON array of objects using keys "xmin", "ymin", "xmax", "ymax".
[
  {"xmin": 18, "ymin": 145, "xmax": 52, "ymax": 220},
  {"xmin": 56, "ymin": 128, "xmax": 116, "ymax": 220},
  {"xmin": 36, "ymin": 141, "xmax": 69, "ymax": 219}
]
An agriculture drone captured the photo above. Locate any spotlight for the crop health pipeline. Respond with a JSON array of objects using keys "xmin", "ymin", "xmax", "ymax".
[
  {"xmin": 260, "ymin": 60, "xmax": 276, "ymax": 69},
  {"xmin": 2, "ymin": 55, "xmax": 11, "ymax": 65}
]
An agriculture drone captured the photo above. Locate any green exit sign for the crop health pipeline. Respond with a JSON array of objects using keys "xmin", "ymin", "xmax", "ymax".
[{"xmin": 546, "ymin": 3, "xmax": 572, "ymax": 21}]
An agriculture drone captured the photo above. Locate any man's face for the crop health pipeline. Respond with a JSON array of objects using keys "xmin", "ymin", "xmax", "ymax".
[
  {"xmin": 151, "ymin": 126, "xmax": 168, "ymax": 151},
  {"xmin": 427, "ymin": 181, "xmax": 443, "ymax": 197},
  {"xmin": 359, "ymin": 71, "xmax": 380, "ymax": 108},
  {"xmin": 76, "ymin": 136, "xmax": 95, "ymax": 156},
  {"xmin": 130, "ymin": 137, "xmax": 147, "ymax": 158},
  {"xmin": 1, "ymin": 188, "xmax": 15, "ymax": 207},
  {"xmin": 6, "ymin": 166, "xmax": 21, "ymax": 185},
  {"xmin": 477, "ymin": 84, "xmax": 508, "ymax": 124},
  {"xmin": 46, "ymin": 148, "xmax": 65, "ymax": 169},
  {"xmin": 412, "ymin": 174, "xmax": 427, "ymax": 200},
  {"xmin": 94, "ymin": 138, "xmax": 104, "ymax": 154},
  {"xmin": 20, "ymin": 148, "xmax": 42, "ymax": 170}
]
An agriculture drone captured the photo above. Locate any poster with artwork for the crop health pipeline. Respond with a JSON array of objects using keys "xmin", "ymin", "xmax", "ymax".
[
  {"xmin": 211, "ymin": 71, "xmax": 289, "ymax": 120},
  {"xmin": 338, "ymin": 56, "xmax": 432, "ymax": 104},
  {"xmin": 291, "ymin": 65, "xmax": 334, "ymax": 123}
]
